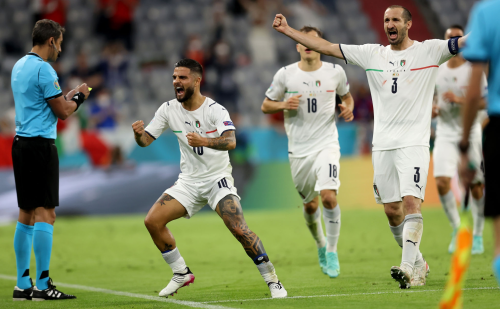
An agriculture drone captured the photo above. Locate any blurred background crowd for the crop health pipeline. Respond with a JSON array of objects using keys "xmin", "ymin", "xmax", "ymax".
[{"xmin": 0, "ymin": 0, "xmax": 480, "ymax": 219}]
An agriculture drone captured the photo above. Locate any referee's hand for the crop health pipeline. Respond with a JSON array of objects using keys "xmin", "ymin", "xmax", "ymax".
[
  {"xmin": 132, "ymin": 120, "xmax": 145, "ymax": 137},
  {"xmin": 77, "ymin": 83, "xmax": 91, "ymax": 99}
]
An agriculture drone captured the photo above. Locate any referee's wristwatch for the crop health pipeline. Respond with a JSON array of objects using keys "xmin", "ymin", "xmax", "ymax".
[{"xmin": 458, "ymin": 141, "xmax": 469, "ymax": 154}]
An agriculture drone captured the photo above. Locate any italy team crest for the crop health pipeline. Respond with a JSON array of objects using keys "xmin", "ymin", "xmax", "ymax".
[
  {"xmin": 195, "ymin": 121, "xmax": 200, "ymax": 128},
  {"xmin": 400, "ymin": 60, "xmax": 406, "ymax": 67},
  {"xmin": 316, "ymin": 80, "xmax": 321, "ymax": 87}
]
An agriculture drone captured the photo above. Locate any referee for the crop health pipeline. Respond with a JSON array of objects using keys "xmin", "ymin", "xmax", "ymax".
[
  {"xmin": 11, "ymin": 19, "xmax": 89, "ymax": 301},
  {"xmin": 460, "ymin": 0, "xmax": 500, "ymax": 287}
]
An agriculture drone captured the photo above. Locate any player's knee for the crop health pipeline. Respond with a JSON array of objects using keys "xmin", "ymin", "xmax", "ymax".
[
  {"xmin": 435, "ymin": 177, "xmax": 451, "ymax": 195},
  {"xmin": 144, "ymin": 215, "xmax": 161, "ymax": 232},
  {"xmin": 384, "ymin": 203, "xmax": 402, "ymax": 218},
  {"xmin": 321, "ymin": 192, "xmax": 337, "ymax": 209},
  {"xmin": 304, "ymin": 202, "xmax": 318, "ymax": 214},
  {"xmin": 402, "ymin": 196, "xmax": 420, "ymax": 214},
  {"xmin": 471, "ymin": 184, "xmax": 483, "ymax": 199}
]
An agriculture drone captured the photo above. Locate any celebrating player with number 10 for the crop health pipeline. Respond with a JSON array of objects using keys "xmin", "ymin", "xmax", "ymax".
[
  {"xmin": 272, "ymin": 5, "xmax": 467, "ymax": 289},
  {"xmin": 132, "ymin": 59, "xmax": 286, "ymax": 299}
]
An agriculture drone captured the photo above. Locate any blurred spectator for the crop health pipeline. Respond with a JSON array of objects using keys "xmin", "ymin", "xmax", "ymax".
[
  {"xmin": 88, "ymin": 88, "xmax": 120, "ymax": 130},
  {"xmin": 184, "ymin": 35, "xmax": 205, "ymax": 69},
  {"xmin": 206, "ymin": 40, "xmax": 239, "ymax": 114},
  {"xmin": 69, "ymin": 52, "xmax": 104, "ymax": 93},
  {"xmin": 96, "ymin": 0, "xmax": 138, "ymax": 50},
  {"xmin": 97, "ymin": 42, "xmax": 129, "ymax": 89},
  {"xmin": 290, "ymin": 0, "xmax": 328, "ymax": 29},
  {"xmin": 0, "ymin": 108, "xmax": 16, "ymax": 168},
  {"xmin": 34, "ymin": 0, "xmax": 67, "ymax": 27}
]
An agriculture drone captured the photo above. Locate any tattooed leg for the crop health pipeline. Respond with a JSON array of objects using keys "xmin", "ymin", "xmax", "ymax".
[
  {"xmin": 144, "ymin": 193, "xmax": 187, "ymax": 252},
  {"xmin": 216, "ymin": 194, "xmax": 280, "ymax": 284},
  {"xmin": 215, "ymin": 194, "xmax": 267, "ymax": 262}
]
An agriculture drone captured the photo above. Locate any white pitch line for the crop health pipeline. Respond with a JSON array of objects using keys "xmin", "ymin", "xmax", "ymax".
[
  {"xmin": 200, "ymin": 286, "xmax": 500, "ymax": 304},
  {"xmin": 0, "ymin": 274, "xmax": 234, "ymax": 309}
]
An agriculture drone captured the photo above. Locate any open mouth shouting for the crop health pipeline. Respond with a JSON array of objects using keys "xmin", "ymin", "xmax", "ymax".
[
  {"xmin": 387, "ymin": 28, "xmax": 398, "ymax": 41},
  {"xmin": 176, "ymin": 86, "xmax": 185, "ymax": 97},
  {"xmin": 305, "ymin": 48, "xmax": 312, "ymax": 54}
]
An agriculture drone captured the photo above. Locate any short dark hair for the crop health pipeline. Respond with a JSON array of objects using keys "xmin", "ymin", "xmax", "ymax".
[
  {"xmin": 174, "ymin": 59, "xmax": 203, "ymax": 77},
  {"xmin": 448, "ymin": 24, "xmax": 464, "ymax": 32},
  {"xmin": 299, "ymin": 26, "xmax": 323, "ymax": 38},
  {"xmin": 387, "ymin": 5, "xmax": 412, "ymax": 22},
  {"xmin": 32, "ymin": 19, "xmax": 65, "ymax": 46}
]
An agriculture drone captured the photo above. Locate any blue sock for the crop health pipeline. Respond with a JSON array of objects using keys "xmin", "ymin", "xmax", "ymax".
[
  {"xmin": 14, "ymin": 222, "xmax": 34, "ymax": 289},
  {"xmin": 494, "ymin": 255, "xmax": 500, "ymax": 287},
  {"xmin": 33, "ymin": 222, "xmax": 54, "ymax": 290}
]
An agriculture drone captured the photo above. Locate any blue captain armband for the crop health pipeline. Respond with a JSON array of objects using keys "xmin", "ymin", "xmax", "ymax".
[{"xmin": 448, "ymin": 36, "xmax": 461, "ymax": 55}]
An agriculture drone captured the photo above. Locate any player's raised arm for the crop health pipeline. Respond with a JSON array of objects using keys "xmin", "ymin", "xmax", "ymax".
[
  {"xmin": 272, "ymin": 14, "xmax": 344, "ymax": 59},
  {"xmin": 132, "ymin": 120, "xmax": 154, "ymax": 147},
  {"xmin": 186, "ymin": 130, "xmax": 236, "ymax": 151}
]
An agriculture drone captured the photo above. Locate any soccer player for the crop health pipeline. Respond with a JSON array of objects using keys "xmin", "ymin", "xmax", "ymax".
[
  {"xmin": 11, "ymin": 19, "xmax": 90, "ymax": 300},
  {"xmin": 132, "ymin": 59, "xmax": 287, "ymax": 298},
  {"xmin": 460, "ymin": 0, "xmax": 500, "ymax": 287},
  {"xmin": 433, "ymin": 25, "xmax": 487, "ymax": 255},
  {"xmin": 261, "ymin": 26, "xmax": 354, "ymax": 278},
  {"xmin": 272, "ymin": 5, "xmax": 467, "ymax": 288}
]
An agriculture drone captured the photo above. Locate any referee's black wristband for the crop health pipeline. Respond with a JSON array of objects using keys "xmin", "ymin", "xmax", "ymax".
[{"xmin": 71, "ymin": 92, "xmax": 86, "ymax": 111}]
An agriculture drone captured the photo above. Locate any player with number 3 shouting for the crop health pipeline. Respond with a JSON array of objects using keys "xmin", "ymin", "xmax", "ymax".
[{"xmin": 272, "ymin": 5, "xmax": 467, "ymax": 289}]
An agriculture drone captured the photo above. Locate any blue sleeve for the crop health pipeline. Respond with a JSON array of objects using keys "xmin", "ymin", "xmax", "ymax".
[
  {"xmin": 462, "ymin": 4, "xmax": 489, "ymax": 62},
  {"xmin": 39, "ymin": 62, "xmax": 63, "ymax": 101}
]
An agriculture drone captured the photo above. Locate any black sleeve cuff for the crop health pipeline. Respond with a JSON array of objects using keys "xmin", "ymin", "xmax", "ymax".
[
  {"xmin": 448, "ymin": 37, "xmax": 460, "ymax": 55},
  {"xmin": 45, "ymin": 92, "xmax": 63, "ymax": 101},
  {"xmin": 339, "ymin": 44, "xmax": 348, "ymax": 64},
  {"xmin": 145, "ymin": 130, "xmax": 156, "ymax": 140}
]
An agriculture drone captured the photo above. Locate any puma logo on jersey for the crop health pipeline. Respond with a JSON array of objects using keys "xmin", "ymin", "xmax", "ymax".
[
  {"xmin": 406, "ymin": 239, "xmax": 418, "ymax": 246},
  {"xmin": 416, "ymin": 184, "xmax": 423, "ymax": 191},
  {"xmin": 303, "ymin": 82, "xmax": 309, "ymax": 86},
  {"xmin": 389, "ymin": 61, "xmax": 395, "ymax": 66},
  {"xmin": 185, "ymin": 121, "xmax": 191, "ymax": 126}
]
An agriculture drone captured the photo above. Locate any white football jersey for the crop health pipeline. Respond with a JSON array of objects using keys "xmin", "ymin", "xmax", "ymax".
[
  {"xmin": 145, "ymin": 97, "xmax": 236, "ymax": 182},
  {"xmin": 265, "ymin": 62, "xmax": 350, "ymax": 157},
  {"xmin": 435, "ymin": 60, "xmax": 488, "ymax": 141},
  {"xmin": 341, "ymin": 39, "xmax": 457, "ymax": 151}
]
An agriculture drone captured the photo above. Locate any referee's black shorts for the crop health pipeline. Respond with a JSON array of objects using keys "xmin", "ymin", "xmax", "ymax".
[
  {"xmin": 484, "ymin": 116, "xmax": 500, "ymax": 218},
  {"xmin": 12, "ymin": 136, "xmax": 59, "ymax": 210}
]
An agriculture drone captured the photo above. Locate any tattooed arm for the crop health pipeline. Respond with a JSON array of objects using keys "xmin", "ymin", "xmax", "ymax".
[
  {"xmin": 216, "ymin": 194, "xmax": 266, "ymax": 260},
  {"xmin": 186, "ymin": 130, "xmax": 236, "ymax": 150},
  {"xmin": 132, "ymin": 120, "xmax": 154, "ymax": 147}
]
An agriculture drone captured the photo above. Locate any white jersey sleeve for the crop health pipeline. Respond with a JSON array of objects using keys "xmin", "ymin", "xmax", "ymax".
[
  {"xmin": 145, "ymin": 103, "xmax": 170, "ymax": 139},
  {"xmin": 210, "ymin": 105, "xmax": 236, "ymax": 135},
  {"xmin": 424, "ymin": 39, "xmax": 456, "ymax": 66},
  {"xmin": 335, "ymin": 65, "xmax": 350, "ymax": 96},
  {"xmin": 265, "ymin": 67, "xmax": 287, "ymax": 101},
  {"xmin": 339, "ymin": 44, "xmax": 379, "ymax": 70}
]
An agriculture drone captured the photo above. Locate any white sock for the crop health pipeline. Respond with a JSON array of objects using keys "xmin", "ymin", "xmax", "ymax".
[
  {"xmin": 401, "ymin": 214, "xmax": 424, "ymax": 271},
  {"xmin": 304, "ymin": 207, "xmax": 326, "ymax": 249},
  {"xmin": 162, "ymin": 248, "xmax": 187, "ymax": 274},
  {"xmin": 390, "ymin": 221, "xmax": 425, "ymax": 266},
  {"xmin": 323, "ymin": 206, "xmax": 341, "ymax": 253},
  {"xmin": 470, "ymin": 195, "xmax": 485, "ymax": 237},
  {"xmin": 256, "ymin": 261, "xmax": 279, "ymax": 284},
  {"xmin": 439, "ymin": 191, "xmax": 460, "ymax": 229}
]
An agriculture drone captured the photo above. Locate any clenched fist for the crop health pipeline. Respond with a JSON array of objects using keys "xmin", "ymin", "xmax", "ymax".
[
  {"xmin": 272, "ymin": 14, "xmax": 288, "ymax": 33},
  {"xmin": 132, "ymin": 120, "xmax": 145, "ymax": 137},
  {"xmin": 339, "ymin": 103, "xmax": 354, "ymax": 122},
  {"xmin": 186, "ymin": 132, "xmax": 207, "ymax": 147},
  {"xmin": 77, "ymin": 83, "xmax": 91, "ymax": 100},
  {"xmin": 283, "ymin": 94, "xmax": 301, "ymax": 110}
]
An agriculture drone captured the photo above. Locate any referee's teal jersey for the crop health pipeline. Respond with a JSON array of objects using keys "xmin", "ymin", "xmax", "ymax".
[
  {"xmin": 462, "ymin": 0, "xmax": 500, "ymax": 116},
  {"xmin": 11, "ymin": 52, "xmax": 62, "ymax": 139}
]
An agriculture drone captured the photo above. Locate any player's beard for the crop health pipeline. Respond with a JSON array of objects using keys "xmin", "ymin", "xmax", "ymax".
[
  {"xmin": 387, "ymin": 26, "xmax": 407, "ymax": 46},
  {"xmin": 177, "ymin": 85, "xmax": 195, "ymax": 102}
]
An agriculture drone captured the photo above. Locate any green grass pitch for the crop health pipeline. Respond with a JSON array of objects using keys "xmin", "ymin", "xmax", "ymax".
[{"xmin": 0, "ymin": 208, "xmax": 498, "ymax": 308}]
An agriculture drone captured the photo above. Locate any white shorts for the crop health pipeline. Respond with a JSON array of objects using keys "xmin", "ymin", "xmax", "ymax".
[
  {"xmin": 433, "ymin": 137, "xmax": 484, "ymax": 184},
  {"xmin": 289, "ymin": 147, "xmax": 341, "ymax": 203},
  {"xmin": 372, "ymin": 146, "xmax": 430, "ymax": 204},
  {"xmin": 164, "ymin": 175, "xmax": 240, "ymax": 218}
]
